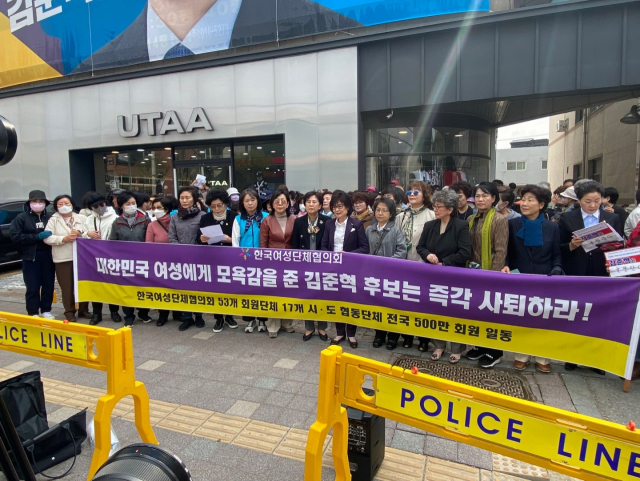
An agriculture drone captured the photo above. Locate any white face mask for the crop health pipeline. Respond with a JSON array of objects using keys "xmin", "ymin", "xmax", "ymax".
[
  {"xmin": 230, "ymin": 194, "xmax": 240, "ymax": 202},
  {"xmin": 153, "ymin": 209, "xmax": 165, "ymax": 218},
  {"xmin": 93, "ymin": 205, "xmax": 107, "ymax": 216},
  {"xmin": 58, "ymin": 205, "xmax": 72, "ymax": 214},
  {"xmin": 299, "ymin": 204, "xmax": 306, "ymax": 212},
  {"xmin": 123, "ymin": 205, "xmax": 137, "ymax": 215}
]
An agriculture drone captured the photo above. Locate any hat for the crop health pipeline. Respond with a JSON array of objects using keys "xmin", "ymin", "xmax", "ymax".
[
  {"xmin": 561, "ymin": 186, "xmax": 578, "ymax": 201},
  {"xmin": 110, "ymin": 188, "xmax": 124, "ymax": 196},
  {"xmin": 227, "ymin": 187, "xmax": 239, "ymax": 196},
  {"xmin": 28, "ymin": 190, "xmax": 47, "ymax": 202},
  {"xmin": 390, "ymin": 180, "xmax": 399, "ymax": 185},
  {"xmin": 86, "ymin": 192, "xmax": 106, "ymax": 208},
  {"xmin": 366, "ymin": 186, "xmax": 376, "ymax": 192}
]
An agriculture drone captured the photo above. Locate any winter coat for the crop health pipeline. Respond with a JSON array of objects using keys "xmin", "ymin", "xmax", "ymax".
[
  {"xmin": 82, "ymin": 207, "xmax": 118, "ymax": 240},
  {"xmin": 109, "ymin": 213, "xmax": 149, "ymax": 242},
  {"xmin": 168, "ymin": 211, "xmax": 206, "ymax": 245},
  {"xmin": 396, "ymin": 208, "xmax": 436, "ymax": 262},
  {"xmin": 9, "ymin": 201, "xmax": 53, "ymax": 261},
  {"xmin": 416, "ymin": 218, "xmax": 472, "ymax": 267},
  {"xmin": 44, "ymin": 212, "xmax": 87, "ymax": 263},
  {"xmin": 146, "ymin": 214, "xmax": 171, "ymax": 244},
  {"xmin": 365, "ymin": 222, "xmax": 407, "ymax": 259}
]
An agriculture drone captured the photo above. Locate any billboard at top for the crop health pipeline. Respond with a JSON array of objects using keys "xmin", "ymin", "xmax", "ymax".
[{"xmin": 0, "ymin": 0, "xmax": 490, "ymax": 89}]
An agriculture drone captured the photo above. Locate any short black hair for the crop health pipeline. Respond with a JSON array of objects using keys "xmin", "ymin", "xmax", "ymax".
[
  {"xmin": 575, "ymin": 181, "xmax": 605, "ymax": 200},
  {"xmin": 519, "ymin": 184, "xmax": 552, "ymax": 212},
  {"xmin": 381, "ymin": 185, "xmax": 403, "ymax": 206},
  {"xmin": 492, "ymin": 179, "xmax": 504, "ymax": 186},
  {"xmin": 330, "ymin": 190, "xmax": 352, "ymax": 214},
  {"xmin": 117, "ymin": 190, "xmax": 136, "ymax": 209},
  {"xmin": 137, "ymin": 192, "xmax": 150, "ymax": 205},
  {"xmin": 206, "ymin": 189, "xmax": 230, "ymax": 206},
  {"xmin": 373, "ymin": 197, "xmax": 397, "ymax": 221},
  {"xmin": 239, "ymin": 189, "xmax": 260, "ymax": 216},
  {"xmin": 498, "ymin": 186, "xmax": 515, "ymax": 207},
  {"xmin": 52, "ymin": 195, "xmax": 76, "ymax": 212},
  {"xmin": 508, "ymin": 182, "xmax": 517, "ymax": 190},
  {"xmin": 177, "ymin": 186, "xmax": 198, "ymax": 204},
  {"xmin": 303, "ymin": 191, "xmax": 323, "ymax": 205},
  {"xmin": 449, "ymin": 181, "xmax": 472, "ymax": 199},
  {"xmin": 563, "ymin": 179, "xmax": 575, "ymax": 185},
  {"xmin": 604, "ymin": 187, "xmax": 619, "ymax": 205},
  {"xmin": 81, "ymin": 191, "xmax": 97, "ymax": 209},
  {"xmin": 475, "ymin": 182, "xmax": 500, "ymax": 207},
  {"xmin": 351, "ymin": 191, "xmax": 371, "ymax": 207},
  {"xmin": 154, "ymin": 197, "xmax": 175, "ymax": 213},
  {"xmin": 269, "ymin": 189, "xmax": 290, "ymax": 217}
]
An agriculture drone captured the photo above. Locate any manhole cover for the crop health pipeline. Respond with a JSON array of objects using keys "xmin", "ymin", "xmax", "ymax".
[{"xmin": 393, "ymin": 357, "xmax": 533, "ymax": 401}]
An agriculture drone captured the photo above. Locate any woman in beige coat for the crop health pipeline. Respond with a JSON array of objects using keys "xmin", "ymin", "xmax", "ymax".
[{"xmin": 44, "ymin": 195, "xmax": 87, "ymax": 322}]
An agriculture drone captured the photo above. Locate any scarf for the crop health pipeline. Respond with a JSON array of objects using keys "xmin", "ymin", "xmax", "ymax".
[
  {"xmin": 517, "ymin": 213, "xmax": 544, "ymax": 247},
  {"xmin": 401, "ymin": 206, "xmax": 425, "ymax": 251},
  {"xmin": 122, "ymin": 211, "xmax": 137, "ymax": 227},
  {"xmin": 469, "ymin": 208, "xmax": 496, "ymax": 270},
  {"xmin": 307, "ymin": 215, "xmax": 320, "ymax": 244},
  {"xmin": 178, "ymin": 205, "xmax": 201, "ymax": 220},
  {"xmin": 213, "ymin": 211, "xmax": 227, "ymax": 222},
  {"xmin": 242, "ymin": 212, "xmax": 262, "ymax": 234},
  {"xmin": 354, "ymin": 209, "xmax": 372, "ymax": 223}
]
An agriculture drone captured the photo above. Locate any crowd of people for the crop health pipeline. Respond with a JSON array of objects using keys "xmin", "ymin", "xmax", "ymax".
[{"xmin": 9, "ymin": 176, "xmax": 640, "ymax": 377}]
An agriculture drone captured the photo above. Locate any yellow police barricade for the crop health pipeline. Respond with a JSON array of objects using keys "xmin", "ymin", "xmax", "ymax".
[
  {"xmin": 306, "ymin": 346, "xmax": 640, "ymax": 481},
  {"xmin": 0, "ymin": 311, "xmax": 157, "ymax": 480}
]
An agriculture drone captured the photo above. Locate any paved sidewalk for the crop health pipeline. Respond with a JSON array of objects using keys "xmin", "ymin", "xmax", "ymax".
[{"xmin": 0, "ymin": 268, "xmax": 638, "ymax": 480}]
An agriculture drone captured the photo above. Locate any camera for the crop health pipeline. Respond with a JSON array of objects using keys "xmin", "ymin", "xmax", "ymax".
[{"xmin": 0, "ymin": 115, "xmax": 18, "ymax": 167}]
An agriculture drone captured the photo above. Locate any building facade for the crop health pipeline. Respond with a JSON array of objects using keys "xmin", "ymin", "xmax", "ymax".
[
  {"xmin": 495, "ymin": 139, "xmax": 548, "ymax": 186},
  {"xmin": 548, "ymin": 100, "xmax": 640, "ymax": 204}
]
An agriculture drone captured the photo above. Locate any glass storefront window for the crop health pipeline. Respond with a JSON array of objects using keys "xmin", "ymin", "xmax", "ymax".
[
  {"xmin": 234, "ymin": 140, "xmax": 285, "ymax": 192},
  {"xmin": 174, "ymin": 144, "xmax": 230, "ymax": 162}
]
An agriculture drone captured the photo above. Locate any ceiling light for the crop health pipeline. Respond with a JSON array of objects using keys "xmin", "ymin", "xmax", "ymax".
[
  {"xmin": 247, "ymin": 168, "xmax": 251, "ymax": 170},
  {"xmin": 455, "ymin": 134, "xmax": 463, "ymax": 137},
  {"xmin": 162, "ymin": 161, "xmax": 167, "ymax": 163},
  {"xmin": 165, "ymin": 147, "xmax": 171, "ymax": 150},
  {"xmin": 398, "ymin": 130, "xmax": 408, "ymax": 134},
  {"xmin": 157, "ymin": 163, "xmax": 162, "ymax": 166},
  {"xmin": 243, "ymin": 153, "xmax": 248, "ymax": 156},
  {"xmin": 112, "ymin": 151, "xmax": 119, "ymax": 154},
  {"xmin": 257, "ymin": 146, "xmax": 262, "ymax": 150},
  {"xmin": 271, "ymin": 151, "xmax": 276, "ymax": 153},
  {"xmin": 200, "ymin": 151, "xmax": 205, "ymax": 154},
  {"xmin": 137, "ymin": 149, "xmax": 144, "ymax": 152},
  {"xmin": 398, "ymin": 141, "xmax": 402, "ymax": 144},
  {"xmin": 103, "ymin": 156, "xmax": 106, "ymax": 159},
  {"xmin": 265, "ymin": 167, "xmax": 270, "ymax": 170},
  {"xmin": 140, "ymin": 161, "xmax": 145, "ymax": 164}
]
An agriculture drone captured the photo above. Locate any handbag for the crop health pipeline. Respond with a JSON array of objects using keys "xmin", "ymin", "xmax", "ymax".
[{"xmin": 0, "ymin": 371, "xmax": 87, "ymax": 479}]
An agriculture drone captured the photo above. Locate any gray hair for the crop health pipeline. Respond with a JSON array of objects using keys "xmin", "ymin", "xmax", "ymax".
[
  {"xmin": 537, "ymin": 181, "xmax": 551, "ymax": 190},
  {"xmin": 432, "ymin": 189, "xmax": 459, "ymax": 211}
]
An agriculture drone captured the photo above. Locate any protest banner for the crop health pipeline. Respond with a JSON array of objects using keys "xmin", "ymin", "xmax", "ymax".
[{"xmin": 74, "ymin": 239, "xmax": 640, "ymax": 377}]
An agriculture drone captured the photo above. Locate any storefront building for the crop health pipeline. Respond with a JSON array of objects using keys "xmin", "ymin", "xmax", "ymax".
[{"xmin": 1, "ymin": 0, "xmax": 639, "ymax": 201}]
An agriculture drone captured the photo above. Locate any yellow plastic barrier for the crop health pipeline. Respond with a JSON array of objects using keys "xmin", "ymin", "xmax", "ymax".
[
  {"xmin": 306, "ymin": 346, "xmax": 640, "ymax": 481},
  {"xmin": 0, "ymin": 311, "xmax": 157, "ymax": 480}
]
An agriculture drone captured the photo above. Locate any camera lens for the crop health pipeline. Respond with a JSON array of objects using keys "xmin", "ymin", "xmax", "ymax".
[{"xmin": 0, "ymin": 115, "xmax": 18, "ymax": 167}]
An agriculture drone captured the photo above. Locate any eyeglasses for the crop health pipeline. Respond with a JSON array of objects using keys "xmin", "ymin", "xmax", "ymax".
[
  {"xmin": 333, "ymin": 204, "xmax": 345, "ymax": 210},
  {"xmin": 406, "ymin": 190, "xmax": 420, "ymax": 196},
  {"xmin": 273, "ymin": 199, "xmax": 288, "ymax": 205},
  {"xmin": 432, "ymin": 204, "xmax": 448, "ymax": 210}
]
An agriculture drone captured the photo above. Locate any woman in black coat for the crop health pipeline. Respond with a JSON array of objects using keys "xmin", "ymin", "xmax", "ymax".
[
  {"xmin": 199, "ymin": 190, "xmax": 238, "ymax": 333},
  {"xmin": 416, "ymin": 189, "xmax": 472, "ymax": 362},
  {"xmin": 292, "ymin": 191, "xmax": 328, "ymax": 341},
  {"xmin": 321, "ymin": 190, "xmax": 369, "ymax": 348},
  {"xmin": 501, "ymin": 184, "xmax": 562, "ymax": 374}
]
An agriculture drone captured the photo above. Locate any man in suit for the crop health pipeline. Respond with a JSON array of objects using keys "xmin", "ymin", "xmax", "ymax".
[
  {"xmin": 74, "ymin": 0, "xmax": 361, "ymax": 72},
  {"xmin": 558, "ymin": 180, "xmax": 622, "ymax": 374}
]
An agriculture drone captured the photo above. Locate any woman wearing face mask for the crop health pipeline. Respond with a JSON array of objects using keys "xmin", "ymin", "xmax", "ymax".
[
  {"xmin": 227, "ymin": 187, "xmax": 241, "ymax": 214},
  {"xmin": 82, "ymin": 192, "xmax": 122, "ymax": 325},
  {"xmin": 169, "ymin": 186, "xmax": 207, "ymax": 331},
  {"xmin": 9, "ymin": 190, "xmax": 56, "ymax": 319},
  {"xmin": 260, "ymin": 188, "xmax": 296, "ymax": 338},
  {"xmin": 232, "ymin": 189, "xmax": 269, "ymax": 333},
  {"xmin": 496, "ymin": 186, "xmax": 521, "ymax": 221},
  {"xmin": 199, "ymin": 190, "xmax": 238, "ymax": 333},
  {"xmin": 293, "ymin": 191, "xmax": 328, "ymax": 341},
  {"xmin": 351, "ymin": 192, "xmax": 374, "ymax": 230},
  {"xmin": 366, "ymin": 197, "xmax": 407, "ymax": 350},
  {"xmin": 109, "ymin": 190, "xmax": 152, "ymax": 327},
  {"xmin": 43, "ymin": 195, "xmax": 87, "ymax": 322}
]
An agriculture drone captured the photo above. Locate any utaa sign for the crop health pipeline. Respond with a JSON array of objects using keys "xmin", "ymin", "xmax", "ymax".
[{"xmin": 118, "ymin": 108, "xmax": 213, "ymax": 138}]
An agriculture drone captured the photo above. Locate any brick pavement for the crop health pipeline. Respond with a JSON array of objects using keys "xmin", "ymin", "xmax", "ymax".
[{"xmin": 0, "ymin": 268, "xmax": 635, "ymax": 480}]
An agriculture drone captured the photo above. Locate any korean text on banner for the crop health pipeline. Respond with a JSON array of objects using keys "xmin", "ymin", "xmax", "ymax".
[{"xmin": 74, "ymin": 239, "xmax": 640, "ymax": 377}]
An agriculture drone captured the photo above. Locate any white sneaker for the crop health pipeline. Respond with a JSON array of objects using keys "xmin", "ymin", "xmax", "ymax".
[
  {"xmin": 257, "ymin": 320, "xmax": 266, "ymax": 332},
  {"xmin": 245, "ymin": 320, "xmax": 256, "ymax": 333},
  {"xmin": 32, "ymin": 314, "xmax": 40, "ymax": 318},
  {"xmin": 40, "ymin": 312, "xmax": 55, "ymax": 320}
]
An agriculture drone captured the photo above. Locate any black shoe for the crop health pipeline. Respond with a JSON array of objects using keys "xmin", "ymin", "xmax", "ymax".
[
  {"xmin": 418, "ymin": 341, "xmax": 429, "ymax": 352},
  {"xmin": 590, "ymin": 368, "xmax": 606, "ymax": 376},
  {"xmin": 78, "ymin": 311, "xmax": 92, "ymax": 320},
  {"xmin": 479, "ymin": 354, "xmax": 501, "ymax": 369},
  {"xmin": 124, "ymin": 319, "xmax": 134, "ymax": 327},
  {"xmin": 564, "ymin": 363, "xmax": 577, "ymax": 371},
  {"xmin": 330, "ymin": 336, "xmax": 344, "ymax": 346},
  {"xmin": 213, "ymin": 318, "xmax": 224, "ymax": 333},
  {"xmin": 195, "ymin": 315, "xmax": 205, "ymax": 328},
  {"xmin": 372, "ymin": 338, "xmax": 383, "ymax": 348},
  {"xmin": 319, "ymin": 332, "xmax": 328, "ymax": 342},
  {"xmin": 179, "ymin": 318, "xmax": 194, "ymax": 331},
  {"xmin": 349, "ymin": 339, "xmax": 358, "ymax": 349},
  {"xmin": 386, "ymin": 340, "xmax": 397, "ymax": 351},
  {"xmin": 89, "ymin": 313, "xmax": 102, "ymax": 326},
  {"xmin": 302, "ymin": 331, "xmax": 314, "ymax": 342},
  {"xmin": 465, "ymin": 347, "xmax": 485, "ymax": 361},
  {"xmin": 139, "ymin": 314, "xmax": 154, "ymax": 324},
  {"xmin": 110, "ymin": 312, "xmax": 122, "ymax": 323},
  {"xmin": 172, "ymin": 313, "xmax": 182, "ymax": 321},
  {"xmin": 156, "ymin": 318, "xmax": 167, "ymax": 326},
  {"xmin": 402, "ymin": 338, "xmax": 413, "ymax": 349},
  {"xmin": 225, "ymin": 316, "xmax": 238, "ymax": 329}
]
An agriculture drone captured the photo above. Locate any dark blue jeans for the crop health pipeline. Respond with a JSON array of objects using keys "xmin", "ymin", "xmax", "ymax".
[{"xmin": 22, "ymin": 250, "xmax": 55, "ymax": 316}]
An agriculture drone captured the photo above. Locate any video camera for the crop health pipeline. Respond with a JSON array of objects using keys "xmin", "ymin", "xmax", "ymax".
[{"xmin": 0, "ymin": 115, "xmax": 17, "ymax": 167}]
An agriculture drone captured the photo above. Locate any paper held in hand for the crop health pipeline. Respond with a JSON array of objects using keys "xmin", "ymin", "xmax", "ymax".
[
  {"xmin": 605, "ymin": 246, "xmax": 640, "ymax": 278},
  {"xmin": 194, "ymin": 174, "xmax": 206, "ymax": 188},
  {"xmin": 572, "ymin": 221, "xmax": 622, "ymax": 252},
  {"xmin": 200, "ymin": 224, "xmax": 226, "ymax": 244}
]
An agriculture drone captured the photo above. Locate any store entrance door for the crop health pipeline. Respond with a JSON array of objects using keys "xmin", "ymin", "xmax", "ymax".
[{"xmin": 175, "ymin": 162, "xmax": 233, "ymax": 192}]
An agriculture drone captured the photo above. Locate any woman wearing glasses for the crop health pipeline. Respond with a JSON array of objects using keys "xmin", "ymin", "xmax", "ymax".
[
  {"xmin": 395, "ymin": 181, "xmax": 435, "ymax": 350},
  {"xmin": 321, "ymin": 190, "xmax": 369, "ymax": 348},
  {"xmin": 416, "ymin": 189, "xmax": 472, "ymax": 363},
  {"xmin": 260, "ymin": 188, "xmax": 296, "ymax": 338}
]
